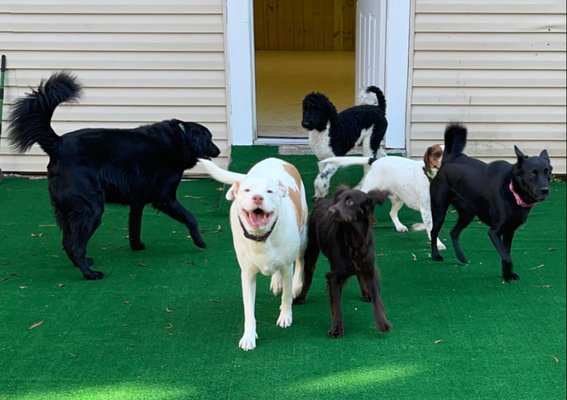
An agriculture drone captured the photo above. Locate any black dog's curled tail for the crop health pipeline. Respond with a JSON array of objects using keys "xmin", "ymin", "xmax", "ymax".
[
  {"xmin": 364, "ymin": 85, "xmax": 387, "ymax": 112},
  {"xmin": 443, "ymin": 123, "xmax": 467, "ymax": 163},
  {"xmin": 8, "ymin": 71, "xmax": 82, "ymax": 156}
]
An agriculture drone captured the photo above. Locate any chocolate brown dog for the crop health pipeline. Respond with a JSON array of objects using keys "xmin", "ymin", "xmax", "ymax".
[
  {"xmin": 430, "ymin": 124, "xmax": 552, "ymax": 281},
  {"xmin": 294, "ymin": 186, "xmax": 391, "ymax": 338}
]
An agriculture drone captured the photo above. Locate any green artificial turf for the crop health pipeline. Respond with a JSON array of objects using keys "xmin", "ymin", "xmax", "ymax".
[{"xmin": 0, "ymin": 147, "xmax": 565, "ymax": 400}]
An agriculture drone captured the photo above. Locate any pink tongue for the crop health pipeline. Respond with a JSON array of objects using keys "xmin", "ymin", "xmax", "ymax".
[{"xmin": 248, "ymin": 212, "xmax": 269, "ymax": 228}]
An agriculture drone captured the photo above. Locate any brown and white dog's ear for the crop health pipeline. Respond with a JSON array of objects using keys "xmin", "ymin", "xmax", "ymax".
[{"xmin": 226, "ymin": 182, "xmax": 240, "ymax": 201}]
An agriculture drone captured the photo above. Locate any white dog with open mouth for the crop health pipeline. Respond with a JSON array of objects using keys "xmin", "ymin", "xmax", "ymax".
[{"xmin": 198, "ymin": 158, "xmax": 308, "ymax": 351}]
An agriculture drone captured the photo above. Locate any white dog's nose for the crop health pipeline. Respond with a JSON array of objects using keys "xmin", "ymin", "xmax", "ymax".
[{"xmin": 252, "ymin": 194, "xmax": 264, "ymax": 205}]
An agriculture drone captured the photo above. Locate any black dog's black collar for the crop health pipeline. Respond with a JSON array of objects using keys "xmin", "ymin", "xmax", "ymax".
[{"xmin": 238, "ymin": 216, "xmax": 278, "ymax": 242}]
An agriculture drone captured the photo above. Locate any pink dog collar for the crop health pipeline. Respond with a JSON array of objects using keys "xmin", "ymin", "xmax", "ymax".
[{"xmin": 509, "ymin": 180, "xmax": 536, "ymax": 208}]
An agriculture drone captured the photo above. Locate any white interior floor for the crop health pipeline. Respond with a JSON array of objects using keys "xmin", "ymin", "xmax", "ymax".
[{"xmin": 255, "ymin": 50, "xmax": 355, "ymax": 139}]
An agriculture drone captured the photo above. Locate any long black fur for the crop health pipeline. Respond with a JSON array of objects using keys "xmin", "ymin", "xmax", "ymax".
[
  {"xmin": 429, "ymin": 123, "xmax": 552, "ymax": 282},
  {"xmin": 8, "ymin": 72, "xmax": 221, "ymax": 280},
  {"xmin": 294, "ymin": 186, "xmax": 391, "ymax": 338},
  {"xmin": 302, "ymin": 85, "xmax": 387, "ymax": 158}
]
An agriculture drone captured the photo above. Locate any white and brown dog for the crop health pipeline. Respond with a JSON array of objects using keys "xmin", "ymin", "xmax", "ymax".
[
  {"xmin": 319, "ymin": 145, "xmax": 446, "ymax": 250},
  {"xmin": 198, "ymin": 158, "xmax": 308, "ymax": 351}
]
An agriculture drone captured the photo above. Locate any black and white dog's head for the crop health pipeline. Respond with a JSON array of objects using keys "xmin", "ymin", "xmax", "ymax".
[{"xmin": 301, "ymin": 92, "xmax": 337, "ymax": 132}]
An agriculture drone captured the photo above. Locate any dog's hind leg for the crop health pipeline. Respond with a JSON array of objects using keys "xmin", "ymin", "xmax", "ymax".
[
  {"xmin": 128, "ymin": 202, "xmax": 146, "ymax": 250},
  {"xmin": 364, "ymin": 272, "xmax": 391, "ymax": 333},
  {"xmin": 489, "ymin": 229, "xmax": 519, "ymax": 282},
  {"xmin": 450, "ymin": 208, "xmax": 475, "ymax": 263},
  {"xmin": 389, "ymin": 196, "xmax": 408, "ymax": 232},
  {"xmin": 60, "ymin": 209, "xmax": 104, "ymax": 280},
  {"xmin": 152, "ymin": 198, "xmax": 206, "ymax": 248},
  {"xmin": 293, "ymin": 231, "xmax": 320, "ymax": 304}
]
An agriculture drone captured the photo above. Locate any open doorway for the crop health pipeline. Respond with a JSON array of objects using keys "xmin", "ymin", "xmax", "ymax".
[{"xmin": 253, "ymin": 0, "xmax": 356, "ymax": 140}]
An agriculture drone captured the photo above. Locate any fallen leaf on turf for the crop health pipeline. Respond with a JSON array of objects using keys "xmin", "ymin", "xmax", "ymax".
[
  {"xmin": 165, "ymin": 323, "xmax": 174, "ymax": 329},
  {"xmin": 19, "ymin": 285, "xmax": 27, "ymax": 289},
  {"xmin": 30, "ymin": 233, "xmax": 44, "ymax": 238},
  {"xmin": 165, "ymin": 307, "xmax": 173, "ymax": 313},
  {"xmin": 434, "ymin": 339, "xmax": 443, "ymax": 344},
  {"xmin": 28, "ymin": 321, "xmax": 44, "ymax": 330},
  {"xmin": 183, "ymin": 194, "xmax": 203, "ymax": 199},
  {"xmin": 214, "ymin": 225, "xmax": 223, "ymax": 233},
  {"xmin": 138, "ymin": 262, "xmax": 149, "ymax": 268},
  {"xmin": 57, "ymin": 283, "xmax": 65, "ymax": 288},
  {"xmin": 527, "ymin": 264, "xmax": 544, "ymax": 271},
  {"xmin": 531, "ymin": 284, "xmax": 552, "ymax": 289},
  {"xmin": 547, "ymin": 248, "xmax": 556, "ymax": 251},
  {"xmin": 411, "ymin": 253, "xmax": 417, "ymax": 261}
]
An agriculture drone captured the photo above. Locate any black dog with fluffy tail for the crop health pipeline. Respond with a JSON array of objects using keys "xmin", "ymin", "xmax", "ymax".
[
  {"xmin": 429, "ymin": 124, "xmax": 552, "ymax": 282},
  {"xmin": 9, "ymin": 72, "xmax": 220, "ymax": 280}
]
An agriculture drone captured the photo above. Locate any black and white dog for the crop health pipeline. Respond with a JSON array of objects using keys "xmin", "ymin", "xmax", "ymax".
[{"xmin": 302, "ymin": 86, "xmax": 388, "ymax": 197}]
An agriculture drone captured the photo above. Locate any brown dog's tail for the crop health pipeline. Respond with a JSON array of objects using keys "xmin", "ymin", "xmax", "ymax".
[
  {"xmin": 8, "ymin": 72, "xmax": 81, "ymax": 157},
  {"xmin": 443, "ymin": 123, "xmax": 467, "ymax": 164}
]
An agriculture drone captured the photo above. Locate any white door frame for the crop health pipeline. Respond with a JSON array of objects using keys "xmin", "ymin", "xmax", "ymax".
[{"xmin": 226, "ymin": 0, "xmax": 411, "ymax": 149}]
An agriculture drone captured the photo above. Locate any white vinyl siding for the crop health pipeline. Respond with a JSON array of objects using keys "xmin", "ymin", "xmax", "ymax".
[
  {"xmin": 0, "ymin": 0, "xmax": 228, "ymax": 173},
  {"xmin": 408, "ymin": 0, "xmax": 566, "ymax": 173}
]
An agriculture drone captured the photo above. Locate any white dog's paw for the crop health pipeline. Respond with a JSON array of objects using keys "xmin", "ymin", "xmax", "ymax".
[
  {"xmin": 270, "ymin": 272, "xmax": 282, "ymax": 296},
  {"xmin": 239, "ymin": 331, "xmax": 258, "ymax": 351},
  {"xmin": 412, "ymin": 223, "xmax": 426, "ymax": 232},
  {"xmin": 276, "ymin": 312, "xmax": 293, "ymax": 328},
  {"xmin": 395, "ymin": 224, "xmax": 408, "ymax": 233},
  {"xmin": 437, "ymin": 239, "xmax": 447, "ymax": 251}
]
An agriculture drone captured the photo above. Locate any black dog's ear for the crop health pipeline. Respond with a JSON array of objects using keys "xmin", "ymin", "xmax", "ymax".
[
  {"xmin": 366, "ymin": 189, "xmax": 389, "ymax": 206},
  {"xmin": 539, "ymin": 149, "xmax": 550, "ymax": 161},
  {"xmin": 514, "ymin": 146, "xmax": 527, "ymax": 163}
]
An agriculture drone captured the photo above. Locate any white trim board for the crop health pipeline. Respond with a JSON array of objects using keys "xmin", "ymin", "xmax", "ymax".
[{"xmin": 226, "ymin": 0, "xmax": 411, "ymax": 149}]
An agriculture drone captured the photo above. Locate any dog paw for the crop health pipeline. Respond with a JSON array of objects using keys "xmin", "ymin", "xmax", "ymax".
[
  {"xmin": 438, "ymin": 241, "xmax": 447, "ymax": 251},
  {"xmin": 503, "ymin": 272, "xmax": 520, "ymax": 282},
  {"xmin": 396, "ymin": 225, "xmax": 408, "ymax": 233},
  {"xmin": 130, "ymin": 241, "xmax": 146, "ymax": 251},
  {"xmin": 431, "ymin": 253, "xmax": 443, "ymax": 262},
  {"xmin": 328, "ymin": 325, "xmax": 344, "ymax": 338},
  {"xmin": 276, "ymin": 312, "xmax": 292, "ymax": 328},
  {"xmin": 378, "ymin": 319, "xmax": 392, "ymax": 333},
  {"xmin": 192, "ymin": 237, "xmax": 207, "ymax": 249},
  {"xmin": 239, "ymin": 332, "xmax": 258, "ymax": 351},
  {"xmin": 84, "ymin": 270, "xmax": 104, "ymax": 280}
]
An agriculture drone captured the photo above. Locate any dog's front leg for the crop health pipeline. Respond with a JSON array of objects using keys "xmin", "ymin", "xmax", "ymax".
[
  {"xmin": 326, "ymin": 272, "xmax": 345, "ymax": 338},
  {"xmin": 276, "ymin": 265, "xmax": 293, "ymax": 329},
  {"xmin": 152, "ymin": 198, "xmax": 207, "ymax": 248},
  {"xmin": 489, "ymin": 229, "xmax": 519, "ymax": 282},
  {"xmin": 128, "ymin": 203, "xmax": 146, "ymax": 250},
  {"xmin": 239, "ymin": 268, "xmax": 258, "ymax": 351}
]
